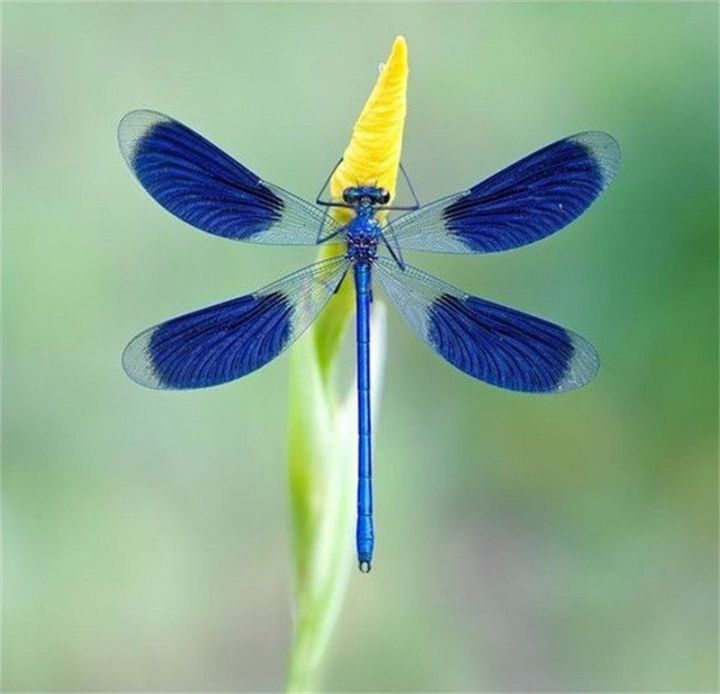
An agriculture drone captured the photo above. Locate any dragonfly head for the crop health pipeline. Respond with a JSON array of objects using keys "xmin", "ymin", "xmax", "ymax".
[{"xmin": 342, "ymin": 186, "xmax": 391, "ymax": 208}]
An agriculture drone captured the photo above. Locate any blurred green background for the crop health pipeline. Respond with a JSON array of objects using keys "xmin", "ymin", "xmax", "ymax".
[{"xmin": 3, "ymin": 2, "xmax": 717, "ymax": 691}]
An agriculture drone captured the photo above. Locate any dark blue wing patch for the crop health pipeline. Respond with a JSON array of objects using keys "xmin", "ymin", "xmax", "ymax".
[
  {"xmin": 389, "ymin": 132, "xmax": 620, "ymax": 253},
  {"xmin": 123, "ymin": 256, "xmax": 350, "ymax": 390},
  {"xmin": 119, "ymin": 110, "xmax": 337, "ymax": 244},
  {"xmin": 124, "ymin": 292, "xmax": 292, "ymax": 389},
  {"xmin": 376, "ymin": 259, "xmax": 598, "ymax": 393},
  {"xmin": 427, "ymin": 294, "xmax": 597, "ymax": 392},
  {"xmin": 119, "ymin": 110, "xmax": 283, "ymax": 240}
]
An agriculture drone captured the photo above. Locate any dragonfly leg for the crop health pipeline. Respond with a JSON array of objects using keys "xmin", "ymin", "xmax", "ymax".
[
  {"xmin": 316, "ymin": 225, "xmax": 344, "ymax": 244},
  {"xmin": 332, "ymin": 265, "xmax": 350, "ymax": 294},
  {"xmin": 379, "ymin": 227, "xmax": 406, "ymax": 270},
  {"xmin": 315, "ymin": 157, "xmax": 344, "ymax": 205}
]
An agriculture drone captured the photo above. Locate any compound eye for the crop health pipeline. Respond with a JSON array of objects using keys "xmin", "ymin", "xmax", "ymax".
[
  {"xmin": 379, "ymin": 189, "xmax": 391, "ymax": 205},
  {"xmin": 342, "ymin": 189, "xmax": 354, "ymax": 204}
]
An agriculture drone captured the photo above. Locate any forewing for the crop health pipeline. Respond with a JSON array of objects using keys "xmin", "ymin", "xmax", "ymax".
[
  {"xmin": 118, "ymin": 110, "xmax": 340, "ymax": 244},
  {"xmin": 123, "ymin": 256, "xmax": 349, "ymax": 389},
  {"xmin": 388, "ymin": 132, "xmax": 620, "ymax": 253},
  {"xmin": 376, "ymin": 258, "xmax": 598, "ymax": 393}
]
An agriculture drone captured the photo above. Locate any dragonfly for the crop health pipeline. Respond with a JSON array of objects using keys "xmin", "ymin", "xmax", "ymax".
[{"xmin": 119, "ymin": 109, "xmax": 620, "ymax": 573}]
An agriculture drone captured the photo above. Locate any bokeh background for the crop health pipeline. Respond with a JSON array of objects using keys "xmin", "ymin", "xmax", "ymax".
[{"xmin": 3, "ymin": 3, "xmax": 717, "ymax": 691}]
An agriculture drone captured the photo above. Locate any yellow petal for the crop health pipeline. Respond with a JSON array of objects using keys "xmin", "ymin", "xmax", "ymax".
[
  {"xmin": 330, "ymin": 35, "xmax": 408, "ymax": 213},
  {"xmin": 315, "ymin": 36, "xmax": 409, "ymax": 371}
]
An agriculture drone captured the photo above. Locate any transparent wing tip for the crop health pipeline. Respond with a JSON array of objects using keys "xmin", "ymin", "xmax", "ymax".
[
  {"xmin": 555, "ymin": 331, "xmax": 600, "ymax": 393},
  {"xmin": 117, "ymin": 109, "xmax": 172, "ymax": 167},
  {"xmin": 122, "ymin": 327, "xmax": 165, "ymax": 390},
  {"xmin": 570, "ymin": 131, "xmax": 622, "ymax": 189}
]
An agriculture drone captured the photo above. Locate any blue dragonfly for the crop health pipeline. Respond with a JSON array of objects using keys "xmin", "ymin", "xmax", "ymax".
[{"xmin": 119, "ymin": 110, "xmax": 620, "ymax": 572}]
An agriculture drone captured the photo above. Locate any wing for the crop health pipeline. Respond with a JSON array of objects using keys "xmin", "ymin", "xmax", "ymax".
[
  {"xmin": 388, "ymin": 132, "xmax": 620, "ymax": 253},
  {"xmin": 118, "ymin": 110, "xmax": 341, "ymax": 244},
  {"xmin": 376, "ymin": 258, "xmax": 598, "ymax": 393},
  {"xmin": 123, "ymin": 256, "xmax": 349, "ymax": 389}
]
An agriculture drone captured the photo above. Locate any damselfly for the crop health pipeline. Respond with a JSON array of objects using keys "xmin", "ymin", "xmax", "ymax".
[{"xmin": 119, "ymin": 110, "xmax": 620, "ymax": 572}]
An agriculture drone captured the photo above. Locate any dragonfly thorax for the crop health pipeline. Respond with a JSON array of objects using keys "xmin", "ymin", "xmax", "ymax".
[{"xmin": 346, "ymin": 210, "xmax": 381, "ymax": 263}]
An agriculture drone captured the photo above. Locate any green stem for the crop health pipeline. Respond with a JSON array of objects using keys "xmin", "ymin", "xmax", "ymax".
[{"xmin": 286, "ymin": 304, "xmax": 387, "ymax": 692}]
